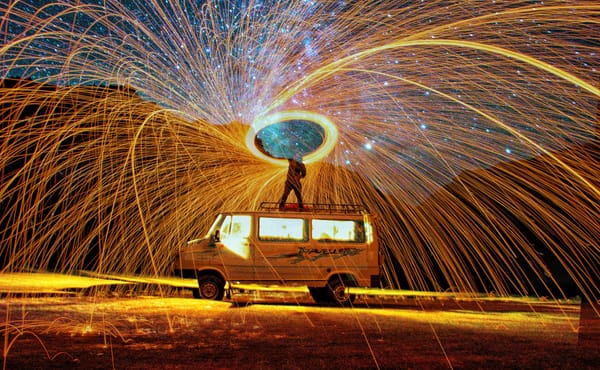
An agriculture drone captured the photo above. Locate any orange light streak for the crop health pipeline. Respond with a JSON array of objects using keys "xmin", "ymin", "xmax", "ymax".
[{"xmin": 0, "ymin": 1, "xmax": 598, "ymax": 307}]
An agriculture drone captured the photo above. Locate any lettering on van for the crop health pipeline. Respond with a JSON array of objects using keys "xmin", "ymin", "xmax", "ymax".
[{"xmin": 274, "ymin": 247, "xmax": 364, "ymax": 264}]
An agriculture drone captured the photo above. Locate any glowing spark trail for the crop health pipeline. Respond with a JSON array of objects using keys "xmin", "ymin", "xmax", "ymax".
[{"xmin": 0, "ymin": 1, "xmax": 599, "ymax": 304}]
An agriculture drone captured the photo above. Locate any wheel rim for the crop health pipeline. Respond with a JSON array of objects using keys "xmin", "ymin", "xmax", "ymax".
[
  {"xmin": 332, "ymin": 283, "xmax": 349, "ymax": 303},
  {"xmin": 200, "ymin": 282, "xmax": 218, "ymax": 299}
]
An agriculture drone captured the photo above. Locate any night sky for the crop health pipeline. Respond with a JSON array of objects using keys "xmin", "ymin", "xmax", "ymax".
[{"xmin": 2, "ymin": 0, "xmax": 599, "ymax": 193}]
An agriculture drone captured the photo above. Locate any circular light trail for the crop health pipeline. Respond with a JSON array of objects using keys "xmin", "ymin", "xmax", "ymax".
[
  {"xmin": 253, "ymin": 119, "xmax": 325, "ymax": 160},
  {"xmin": 246, "ymin": 110, "xmax": 338, "ymax": 166}
]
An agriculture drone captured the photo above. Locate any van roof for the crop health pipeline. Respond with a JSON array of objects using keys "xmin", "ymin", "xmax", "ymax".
[{"xmin": 259, "ymin": 202, "xmax": 370, "ymax": 216}]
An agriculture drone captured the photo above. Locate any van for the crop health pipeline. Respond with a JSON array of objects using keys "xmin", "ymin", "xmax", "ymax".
[{"xmin": 174, "ymin": 202, "xmax": 381, "ymax": 305}]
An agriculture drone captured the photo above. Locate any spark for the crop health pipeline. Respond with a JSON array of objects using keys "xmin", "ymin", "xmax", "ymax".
[{"xmin": 0, "ymin": 1, "xmax": 598, "ymax": 305}]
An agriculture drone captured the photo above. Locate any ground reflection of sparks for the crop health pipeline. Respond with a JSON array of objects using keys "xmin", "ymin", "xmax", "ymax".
[
  {"xmin": 0, "ymin": 1, "xmax": 599, "ymax": 306},
  {"xmin": 0, "ymin": 288, "xmax": 586, "ymax": 368}
]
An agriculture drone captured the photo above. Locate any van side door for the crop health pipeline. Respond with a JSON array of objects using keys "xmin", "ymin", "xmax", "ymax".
[
  {"xmin": 310, "ymin": 218, "xmax": 372, "ymax": 283},
  {"xmin": 254, "ymin": 216, "xmax": 316, "ymax": 282}
]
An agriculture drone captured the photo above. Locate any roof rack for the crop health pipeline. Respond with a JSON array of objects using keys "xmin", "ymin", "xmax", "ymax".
[{"xmin": 260, "ymin": 202, "xmax": 368, "ymax": 214}]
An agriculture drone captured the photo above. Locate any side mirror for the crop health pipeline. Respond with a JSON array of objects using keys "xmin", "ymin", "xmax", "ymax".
[{"xmin": 209, "ymin": 230, "xmax": 221, "ymax": 246}]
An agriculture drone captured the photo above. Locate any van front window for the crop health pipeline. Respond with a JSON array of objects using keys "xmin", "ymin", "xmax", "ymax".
[{"xmin": 220, "ymin": 215, "xmax": 252, "ymax": 258}]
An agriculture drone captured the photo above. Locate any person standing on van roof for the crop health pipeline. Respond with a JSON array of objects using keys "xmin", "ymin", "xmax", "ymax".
[{"xmin": 279, "ymin": 154, "xmax": 306, "ymax": 209}]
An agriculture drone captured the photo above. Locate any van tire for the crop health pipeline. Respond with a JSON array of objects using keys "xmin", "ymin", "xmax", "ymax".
[
  {"xmin": 196, "ymin": 274, "xmax": 225, "ymax": 300},
  {"xmin": 326, "ymin": 276, "xmax": 356, "ymax": 306}
]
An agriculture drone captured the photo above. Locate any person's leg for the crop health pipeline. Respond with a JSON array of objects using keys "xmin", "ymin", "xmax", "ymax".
[
  {"xmin": 292, "ymin": 184, "xmax": 303, "ymax": 208},
  {"xmin": 279, "ymin": 183, "xmax": 292, "ymax": 208}
]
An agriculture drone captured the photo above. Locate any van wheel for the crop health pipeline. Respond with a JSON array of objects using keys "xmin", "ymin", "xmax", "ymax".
[
  {"xmin": 326, "ymin": 276, "xmax": 356, "ymax": 306},
  {"xmin": 196, "ymin": 275, "xmax": 225, "ymax": 300}
]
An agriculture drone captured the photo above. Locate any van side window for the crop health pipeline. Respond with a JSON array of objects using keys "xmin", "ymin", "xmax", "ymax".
[
  {"xmin": 312, "ymin": 219, "xmax": 365, "ymax": 243},
  {"xmin": 258, "ymin": 217, "xmax": 307, "ymax": 242}
]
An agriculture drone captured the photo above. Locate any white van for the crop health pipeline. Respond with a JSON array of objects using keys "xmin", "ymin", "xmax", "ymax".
[{"xmin": 174, "ymin": 203, "xmax": 381, "ymax": 305}]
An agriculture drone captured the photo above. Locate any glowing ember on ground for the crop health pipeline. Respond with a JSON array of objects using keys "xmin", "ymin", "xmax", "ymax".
[{"xmin": 1, "ymin": 292, "xmax": 594, "ymax": 369}]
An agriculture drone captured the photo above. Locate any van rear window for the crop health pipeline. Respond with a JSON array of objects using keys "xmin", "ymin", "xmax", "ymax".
[
  {"xmin": 258, "ymin": 217, "xmax": 307, "ymax": 241},
  {"xmin": 312, "ymin": 219, "xmax": 365, "ymax": 243}
]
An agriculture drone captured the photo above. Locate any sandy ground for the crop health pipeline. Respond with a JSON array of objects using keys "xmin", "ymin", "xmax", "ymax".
[{"xmin": 1, "ymin": 289, "xmax": 599, "ymax": 370}]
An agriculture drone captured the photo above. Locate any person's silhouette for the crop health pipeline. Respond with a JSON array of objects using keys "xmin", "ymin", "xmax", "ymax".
[{"xmin": 279, "ymin": 154, "xmax": 306, "ymax": 209}]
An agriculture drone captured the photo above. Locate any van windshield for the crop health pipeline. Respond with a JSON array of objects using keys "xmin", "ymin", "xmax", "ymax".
[{"xmin": 205, "ymin": 214, "xmax": 224, "ymax": 239}]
